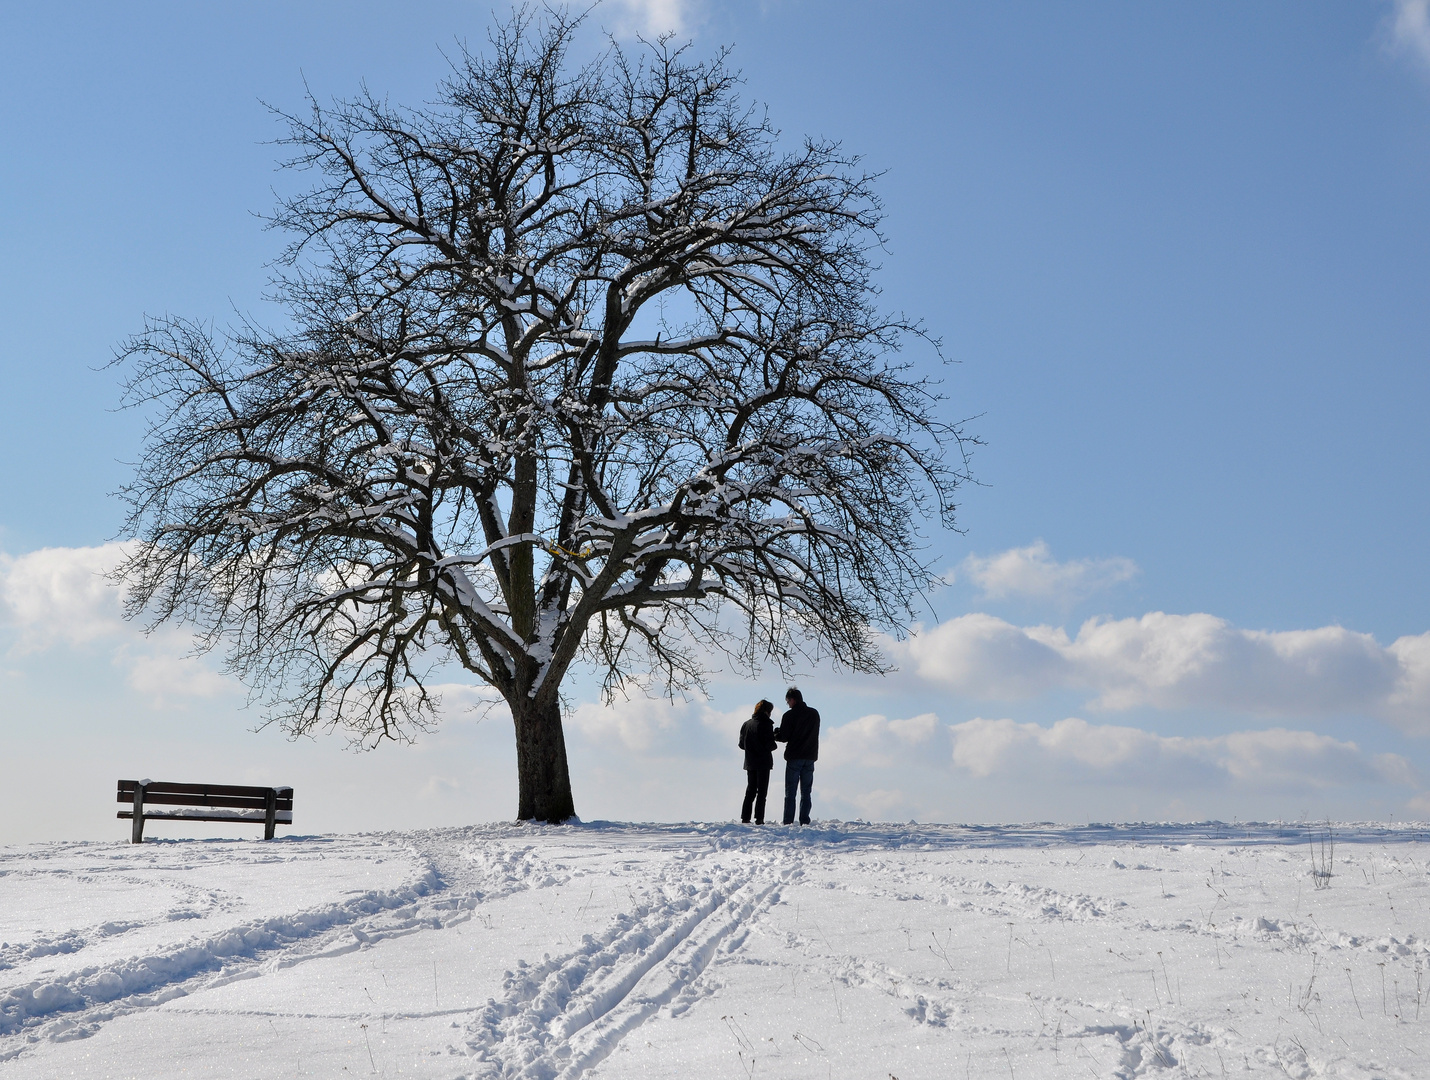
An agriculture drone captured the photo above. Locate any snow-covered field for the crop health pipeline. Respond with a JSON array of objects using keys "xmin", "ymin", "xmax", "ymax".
[{"xmin": 2, "ymin": 822, "xmax": 1427, "ymax": 1079}]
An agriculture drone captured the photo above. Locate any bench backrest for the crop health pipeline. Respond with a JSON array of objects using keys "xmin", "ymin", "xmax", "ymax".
[{"xmin": 116, "ymin": 780, "xmax": 294, "ymax": 812}]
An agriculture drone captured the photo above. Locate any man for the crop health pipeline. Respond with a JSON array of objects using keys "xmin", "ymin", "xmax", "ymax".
[{"xmin": 773, "ymin": 686, "xmax": 820, "ymax": 825}]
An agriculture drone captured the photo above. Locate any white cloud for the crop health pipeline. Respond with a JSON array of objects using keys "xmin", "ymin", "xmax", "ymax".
[
  {"xmin": 569, "ymin": 694, "xmax": 680, "ymax": 751},
  {"xmin": 1389, "ymin": 0, "xmax": 1430, "ymax": 68},
  {"xmin": 700, "ymin": 703, "xmax": 751, "ymax": 732},
  {"xmin": 0, "ymin": 543, "xmax": 237, "ymax": 705},
  {"xmin": 0, "ymin": 543, "xmax": 130, "ymax": 650},
  {"xmin": 1066, "ymin": 615, "xmax": 1401, "ymax": 714},
  {"xmin": 822, "ymin": 711, "xmax": 943, "ymax": 768},
  {"xmin": 902, "ymin": 612, "xmax": 1430, "ymax": 735},
  {"xmin": 608, "ymin": 0, "xmax": 696, "ymax": 37},
  {"xmin": 125, "ymin": 646, "xmax": 233, "ymax": 701},
  {"xmin": 569, "ymin": 695, "xmax": 752, "ymax": 752},
  {"xmin": 1387, "ymin": 632, "xmax": 1430, "ymax": 729},
  {"xmin": 418, "ymin": 775, "xmax": 462, "ymax": 800},
  {"xmin": 845, "ymin": 788, "xmax": 910, "ymax": 821},
  {"xmin": 900, "ymin": 613, "xmax": 1071, "ymax": 698},
  {"xmin": 425, "ymin": 682, "xmax": 505, "ymax": 723},
  {"xmin": 948, "ymin": 716, "xmax": 1416, "ymax": 792},
  {"xmin": 959, "ymin": 540, "xmax": 1138, "ymax": 604},
  {"xmin": 818, "ymin": 713, "xmax": 949, "ymax": 822}
]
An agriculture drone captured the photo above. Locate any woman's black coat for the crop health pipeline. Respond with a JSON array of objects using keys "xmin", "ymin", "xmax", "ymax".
[{"xmin": 739, "ymin": 713, "xmax": 777, "ymax": 771}]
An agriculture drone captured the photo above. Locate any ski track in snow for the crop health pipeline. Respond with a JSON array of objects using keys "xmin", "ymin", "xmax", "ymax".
[
  {"xmin": 0, "ymin": 820, "xmax": 1427, "ymax": 1078},
  {"xmin": 462, "ymin": 853, "xmax": 792, "ymax": 1079}
]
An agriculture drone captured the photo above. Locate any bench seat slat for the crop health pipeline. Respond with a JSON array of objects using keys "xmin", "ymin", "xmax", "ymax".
[
  {"xmin": 118, "ymin": 809, "xmax": 294, "ymax": 823},
  {"xmin": 115, "ymin": 791, "xmax": 291, "ymax": 810}
]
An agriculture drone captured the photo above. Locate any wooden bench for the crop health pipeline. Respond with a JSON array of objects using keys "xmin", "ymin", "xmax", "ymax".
[{"xmin": 117, "ymin": 780, "xmax": 294, "ymax": 843}]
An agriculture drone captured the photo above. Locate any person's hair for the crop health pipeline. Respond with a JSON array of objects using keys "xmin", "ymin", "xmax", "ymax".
[
  {"xmin": 753, "ymin": 699, "xmax": 774, "ymax": 718},
  {"xmin": 785, "ymin": 686, "xmax": 803, "ymax": 704}
]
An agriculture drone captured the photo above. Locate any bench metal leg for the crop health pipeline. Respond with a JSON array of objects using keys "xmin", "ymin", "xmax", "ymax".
[
  {"xmin": 131, "ymin": 783, "xmax": 146, "ymax": 844},
  {"xmin": 264, "ymin": 788, "xmax": 277, "ymax": 840}
]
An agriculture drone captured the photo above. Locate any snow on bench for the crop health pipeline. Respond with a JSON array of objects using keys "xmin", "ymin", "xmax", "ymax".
[{"xmin": 116, "ymin": 780, "xmax": 294, "ymax": 843}]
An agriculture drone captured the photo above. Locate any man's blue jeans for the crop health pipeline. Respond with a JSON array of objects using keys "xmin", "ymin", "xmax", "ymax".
[{"xmin": 783, "ymin": 759, "xmax": 815, "ymax": 825}]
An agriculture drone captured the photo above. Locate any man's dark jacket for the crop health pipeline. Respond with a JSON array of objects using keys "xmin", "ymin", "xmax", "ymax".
[
  {"xmin": 775, "ymin": 703, "xmax": 820, "ymax": 761},
  {"xmin": 739, "ymin": 714, "xmax": 777, "ymax": 771}
]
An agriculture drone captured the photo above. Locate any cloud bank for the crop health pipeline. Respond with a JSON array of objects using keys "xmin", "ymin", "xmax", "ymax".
[
  {"xmin": 902, "ymin": 612, "xmax": 1430, "ymax": 735},
  {"xmin": 821, "ymin": 712, "xmax": 1417, "ymax": 797},
  {"xmin": 6, "ymin": 543, "xmax": 1429, "ymax": 820},
  {"xmin": 9, "ymin": 544, "xmax": 1430, "ymax": 737},
  {"xmin": 946, "ymin": 717, "xmax": 1414, "ymax": 790}
]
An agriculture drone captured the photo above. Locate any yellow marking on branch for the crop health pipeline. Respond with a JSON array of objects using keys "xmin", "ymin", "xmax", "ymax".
[{"xmin": 546, "ymin": 540, "xmax": 594, "ymax": 561}]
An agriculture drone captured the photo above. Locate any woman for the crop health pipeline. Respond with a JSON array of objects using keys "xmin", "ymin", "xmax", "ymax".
[{"xmin": 738, "ymin": 699, "xmax": 778, "ymax": 824}]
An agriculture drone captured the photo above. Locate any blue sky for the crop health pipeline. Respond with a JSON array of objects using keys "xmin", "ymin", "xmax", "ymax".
[{"xmin": 3, "ymin": 1, "xmax": 1430, "ymax": 840}]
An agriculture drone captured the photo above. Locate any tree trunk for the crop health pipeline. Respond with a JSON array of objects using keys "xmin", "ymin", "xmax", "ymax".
[{"xmin": 513, "ymin": 697, "xmax": 577, "ymax": 822}]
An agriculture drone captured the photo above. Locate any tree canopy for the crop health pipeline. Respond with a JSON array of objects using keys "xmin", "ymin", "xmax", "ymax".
[{"xmin": 116, "ymin": 10, "xmax": 971, "ymax": 820}]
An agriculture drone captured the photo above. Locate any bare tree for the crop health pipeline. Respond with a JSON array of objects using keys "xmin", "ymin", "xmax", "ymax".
[{"xmin": 115, "ymin": 10, "xmax": 971, "ymax": 822}]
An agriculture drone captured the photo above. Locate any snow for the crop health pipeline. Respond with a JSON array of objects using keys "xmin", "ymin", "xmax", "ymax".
[{"xmin": 2, "ymin": 821, "xmax": 1427, "ymax": 1078}]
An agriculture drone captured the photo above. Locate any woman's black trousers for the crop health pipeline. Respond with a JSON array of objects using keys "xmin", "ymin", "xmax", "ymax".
[{"xmin": 741, "ymin": 767, "xmax": 771, "ymax": 824}]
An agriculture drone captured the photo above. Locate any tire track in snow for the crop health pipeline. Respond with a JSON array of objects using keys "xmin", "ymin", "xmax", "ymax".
[{"xmin": 463, "ymin": 861, "xmax": 794, "ymax": 1080}]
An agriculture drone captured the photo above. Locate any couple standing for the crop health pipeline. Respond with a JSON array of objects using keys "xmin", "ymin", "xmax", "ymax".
[{"xmin": 738, "ymin": 687, "xmax": 820, "ymax": 825}]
